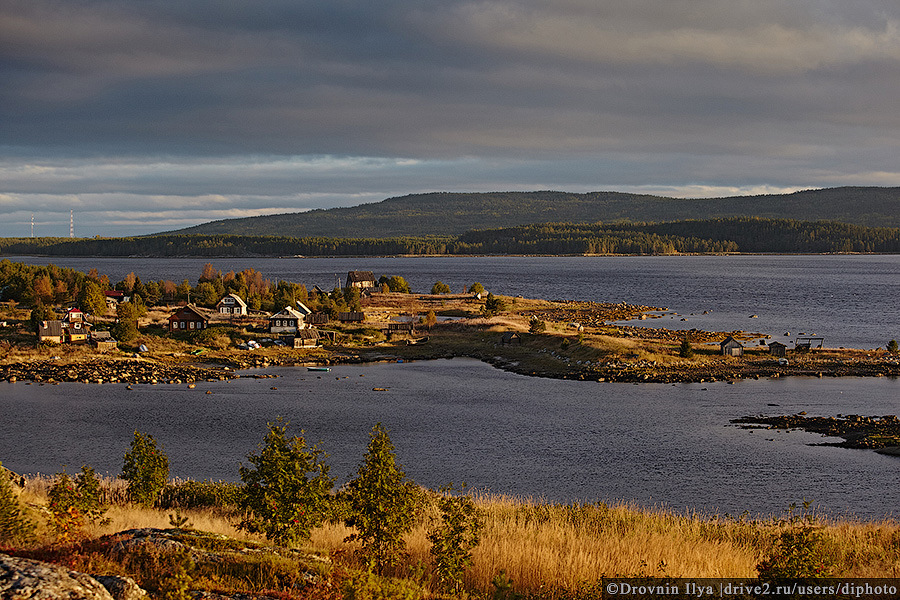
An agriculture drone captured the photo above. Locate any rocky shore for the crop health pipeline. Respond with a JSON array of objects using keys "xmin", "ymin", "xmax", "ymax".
[
  {"xmin": 731, "ymin": 413, "xmax": 900, "ymax": 451},
  {"xmin": 0, "ymin": 357, "xmax": 237, "ymax": 386}
]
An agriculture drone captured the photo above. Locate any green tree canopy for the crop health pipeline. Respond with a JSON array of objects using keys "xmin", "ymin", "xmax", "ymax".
[
  {"xmin": 121, "ymin": 431, "xmax": 170, "ymax": 507},
  {"xmin": 344, "ymin": 423, "xmax": 417, "ymax": 574},
  {"xmin": 238, "ymin": 419, "xmax": 334, "ymax": 547}
]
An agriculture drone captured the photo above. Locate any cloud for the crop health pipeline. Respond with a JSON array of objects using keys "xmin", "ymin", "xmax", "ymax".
[{"xmin": 2, "ymin": 0, "xmax": 900, "ymax": 236}]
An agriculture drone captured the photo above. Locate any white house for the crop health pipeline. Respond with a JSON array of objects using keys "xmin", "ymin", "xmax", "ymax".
[{"xmin": 216, "ymin": 293, "xmax": 248, "ymax": 315}]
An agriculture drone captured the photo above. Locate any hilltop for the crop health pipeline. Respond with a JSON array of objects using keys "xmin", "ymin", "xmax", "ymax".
[{"xmin": 161, "ymin": 187, "xmax": 900, "ymax": 238}]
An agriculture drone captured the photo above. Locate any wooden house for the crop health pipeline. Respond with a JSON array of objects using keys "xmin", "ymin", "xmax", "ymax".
[
  {"xmin": 269, "ymin": 306, "xmax": 307, "ymax": 334},
  {"xmin": 768, "ymin": 341, "xmax": 788, "ymax": 357},
  {"xmin": 90, "ymin": 330, "xmax": 118, "ymax": 352},
  {"xmin": 295, "ymin": 302, "xmax": 313, "ymax": 317},
  {"xmin": 61, "ymin": 308, "xmax": 89, "ymax": 342},
  {"xmin": 168, "ymin": 305, "xmax": 210, "ymax": 332},
  {"xmin": 720, "ymin": 336, "xmax": 744, "ymax": 357},
  {"xmin": 287, "ymin": 329, "xmax": 320, "ymax": 348},
  {"xmin": 216, "ymin": 293, "xmax": 247, "ymax": 316},
  {"xmin": 501, "ymin": 332, "xmax": 522, "ymax": 345},
  {"xmin": 339, "ymin": 311, "xmax": 365, "ymax": 323},
  {"xmin": 346, "ymin": 271, "xmax": 377, "ymax": 289},
  {"xmin": 38, "ymin": 320, "xmax": 64, "ymax": 344}
]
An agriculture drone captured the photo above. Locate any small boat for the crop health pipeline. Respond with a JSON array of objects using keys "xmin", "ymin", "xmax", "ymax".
[{"xmin": 307, "ymin": 366, "xmax": 331, "ymax": 372}]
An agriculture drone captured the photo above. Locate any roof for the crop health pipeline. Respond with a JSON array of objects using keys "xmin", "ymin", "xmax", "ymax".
[
  {"xmin": 294, "ymin": 329, "xmax": 320, "ymax": 339},
  {"xmin": 501, "ymin": 331, "xmax": 521, "ymax": 341},
  {"xmin": 168, "ymin": 305, "xmax": 209, "ymax": 322},
  {"xmin": 270, "ymin": 306, "xmax": 305, "ymax": 320},
  {"xmin": 217, "ymin": 293, "xmax": 247, "ymax": 308},
  {"xmin": 63, "ymin": 307, "xmax": 84, "ymax": 321},
  {"xmin": 720, "ymin": 336, "xmax": 743, "ymax": 348},
  {"xmin": 90, "ymin": 330, "xmax": 112, "ymax": 340},
  {"xmin": 347, "ymin": 270, "xmax": 376, "ymax": 283},
  {"xmin": 295, "ymin": 302, "xmax": 312, "ymax": 316},
  {"xmin": 768, "ymin": 341, "xmax": 788, "ymax": 348},
  {"xmin": 39, "ymin": 320, "xmax": 63, "ymax": 337}
]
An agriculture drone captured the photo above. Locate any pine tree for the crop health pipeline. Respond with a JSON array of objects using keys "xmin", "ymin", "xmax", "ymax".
[{"xmin": 0, "ymin": 461, "xmax": 35, "ymax": 547}]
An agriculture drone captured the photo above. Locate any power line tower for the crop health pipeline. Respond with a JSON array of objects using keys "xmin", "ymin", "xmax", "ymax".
[{"xmin": 70, "ymin": 210, "xmax": 74, "ymax": 238}]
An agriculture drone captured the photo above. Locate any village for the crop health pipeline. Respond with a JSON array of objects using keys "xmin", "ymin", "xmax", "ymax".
[{"xmin": 0, "ymin": 266, "xmax": 895, "ymax": 387}]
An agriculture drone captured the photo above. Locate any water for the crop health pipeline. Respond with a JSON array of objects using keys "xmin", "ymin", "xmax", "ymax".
[
  {"xmin": 1, "ymin": 359, "xmax": 898, "ymax": 518},
  {"xmin": 2, "ymin": 255, "xmax": 899, "ymax": 517},
  {"xmin": 7, "ymin": 254, "xmax": 899, "ymax": 348}
]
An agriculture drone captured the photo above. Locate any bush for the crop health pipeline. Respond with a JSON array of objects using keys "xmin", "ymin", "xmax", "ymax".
[
  {"xmin": 679, "ymin": 334, "xmax": 694, "ymax": 358},
  {"xmin": 528, "ymin": 317, "xmax": 546, "ymax": 334},
  {"xmin": 238, "ymin": 418, "xmax": 334, "ymax": 547},
  {"xmin": 757, "ymin": 503, "xmax": 836, "ymax": 580},
  {"xmin": 344, "ymin": 423, "xmax": 417, "ymax": 574},
  {"xmin": 121, "ymin": 431, "xmax": 170, "ymax": 507},
  {"xmin": 482, "ymin": 293, "xmax": 505, "ymax": 317},
  {"xmin": 468, "ymin": 283, "xmax": 485, "ymax": 295},
  {"xmin": 158, "ymin": 480, "xmax": 243, "ymax": 511},
  {"xmin": 0, "ymin": 461, "xmax": 35, "ymax": 547},
  {"xmin": 431, "ymin": 281, "xmax": 451, "ymax": 295},
  {"xmin": 888, "ymin": 339, "xmax": 899, "ymax": 354},
  {"xmin": 428, "ymin": 486, "xmax": 483, "ymax": 593}
]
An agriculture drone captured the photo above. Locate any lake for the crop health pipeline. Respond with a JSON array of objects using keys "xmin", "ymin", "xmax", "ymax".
[{"xmin": 2, "ymin": 254, "xmax": 899, "ymax": 518}]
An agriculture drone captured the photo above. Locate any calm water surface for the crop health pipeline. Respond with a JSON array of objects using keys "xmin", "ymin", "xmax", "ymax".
[
  {"xmin": 2, "ymin": 255, "xmax": 899, "ymax": 517},
  {"xmin": 1, "ymin": 359, "xmax": 898, "ymax": 518}
]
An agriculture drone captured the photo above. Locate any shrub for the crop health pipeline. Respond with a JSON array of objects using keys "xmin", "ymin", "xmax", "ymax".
[
  {"xmin": 888, "ymin": 339, "xmax": 899, "ymax": 354},
  {"xmin": 344, "ymin": 423, "xmax": 417, "ymax": 574},
  {"xmin": 0, "ymin": 461, "xmax": 35, "ymax": 547},
  {"xmin": 528, "ymin": 317, "xmax": 546, "ymax": 334},
  {"xmin": 48, "ymin": 466, "xmax": 108, "ymax": 542},
  {"xmin": 757, "ymin": 503, "xmax": 836, "ymax": 580},
  {"xmin": 238, "ymin": 418, "xmax": 334, "ymax": 547},
  {"xmin": 158, "ymin": 479, "xmax": 243, "ymax": 511},
  {"xmin": 482, "ymin": 293, "xmax": 505, "ymax": 317},
  {"xmin": 121, "ymin": 431, "xmax": 170, "ymax": 507},
  {"xmin": 468, "ymin": 283, "xmax": 485, "ymax": 295},
  {"xmin": 431, "ymin": 281, "xmax": 451, "ymax": 295},
  {"xmin": 428, "ymin": 486, "xmax": 483, "ymax": 593},
  {"xmin": 679, "ymin": 334, "xmax": 694, "ymax": 358}
]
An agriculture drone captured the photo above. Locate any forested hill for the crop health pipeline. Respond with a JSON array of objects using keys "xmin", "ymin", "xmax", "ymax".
[
  {"xmin": 3, "ymin": 217, "xmax": 899, "ymax": 257},
  {"xmin": 162, "ymin": 187, "xmax": 900, "ymax": 238}
]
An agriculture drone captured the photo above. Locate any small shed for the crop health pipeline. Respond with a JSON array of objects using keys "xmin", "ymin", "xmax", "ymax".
[
  {"xmin": 91, "ymin": 330, "xmax": 118, "ymax": 352},
  {"xmin": 768, "ymin": 341, "xmax": 788, "ymax": 357},
  {"xmin": 307, "ymin": 312, "xmax": 329, "ymax": 325},
  {"xmin": 339, "ymin": 311, "xmax": 365, "ymax": 323},
  {"xmin": 287, "ymin": 329, "xmax": 320, "ymax": 348},
  {"xmin": 501, "ymin": 332, "xmax": 522, "ymax": 345},
  {"xmin": 168, "ymin": 305, "xmax": 210, "ymax": 332},
  {"xmin": 720, "ymin": 336, "xmax": 744, "ymax": 357},
  {"xmin": 387, "ymin": 322, "xmax": 414, "ymax": 332}
]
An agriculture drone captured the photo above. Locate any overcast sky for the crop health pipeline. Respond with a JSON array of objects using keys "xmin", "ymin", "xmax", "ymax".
[{"xmin": 3, "ymin": 0, "xmax": 900, "ymax": 237}]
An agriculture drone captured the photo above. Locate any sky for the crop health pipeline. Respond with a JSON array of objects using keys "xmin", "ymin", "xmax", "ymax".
[{"xmin": 3, "ymin": 0, "xmax": 900, "ymax": 238}]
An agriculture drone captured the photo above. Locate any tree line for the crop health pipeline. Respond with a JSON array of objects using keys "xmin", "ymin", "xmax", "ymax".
[{"xmin": 2, "ymin": 217, "xmax": 899, "ymax": 257}]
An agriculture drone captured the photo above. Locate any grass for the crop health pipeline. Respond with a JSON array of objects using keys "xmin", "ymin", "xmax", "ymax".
[{"xmin": 7, "ymin": 474, "xmax": 900, "ymax": 599}]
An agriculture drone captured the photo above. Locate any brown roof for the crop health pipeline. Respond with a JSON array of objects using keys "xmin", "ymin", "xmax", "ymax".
[
  {"xmin": 347, "ymin": 271, "xmax": 376, "ymax": 283},
  {"xmin": 168, "ymin": 305, "xmax": 209, "ymax": 322}
]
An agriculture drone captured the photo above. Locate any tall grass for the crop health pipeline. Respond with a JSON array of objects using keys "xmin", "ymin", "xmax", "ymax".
[{"xmin": 12, "ymin": 475, "xmax": 900, "ymax": 598}]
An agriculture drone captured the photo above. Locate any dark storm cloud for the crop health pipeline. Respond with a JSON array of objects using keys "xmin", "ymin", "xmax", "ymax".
[{"xmin": 3, "ymin": 0, "xmax": 900, "ymax": 236}]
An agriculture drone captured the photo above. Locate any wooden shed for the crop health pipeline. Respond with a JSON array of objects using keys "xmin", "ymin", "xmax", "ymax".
[
  {"xmin": 720, "ymin": 336, "xmax": 744, "ymax": 357},
  {"xmin": 501, "ymin": 332, "xmax": 522, "ymax": 345},
  {"xmin": 91, "ymin": 330, "xmax": 118, "ymax": 352},
  {"xmin": 339, "ymin": 311, "xmax": 365, "ymax": 323},
  {"xmin": 287, "ymin": 329, "xmax": 320, "ymax": 348},
  {"xmin": 768, "ymin": 341, "xmax": 788, "ymax": 357}
]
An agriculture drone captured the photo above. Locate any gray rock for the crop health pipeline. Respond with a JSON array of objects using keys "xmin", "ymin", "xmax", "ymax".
[
  {"xmin": 93, "ymin": 575, "xmax": 148, "ymax": 600},
  {"xmin": 0, "ymin": 553, "xmax": 114, "ymax": 599}
]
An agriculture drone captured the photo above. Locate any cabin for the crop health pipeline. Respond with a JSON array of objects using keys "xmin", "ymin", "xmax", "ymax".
[
  {"xmin": 720, "ymin": 336, "xmax": 744, "ymax": 357},
  {"xmin": 38, "ymin": 320, "xmax": 64, "ymax": 344},
  {"xmin": 346, "ymin": 271, "xmax": 377, "ymax": 289},
  {"xmin": 286, "ymin": 329, "xmax": 320, "ymax": 348},
  {"xmin": 295, "ymin": 302, "xmax": 313, "ymax": 317},
  {"xmin": 768, "ymin": 341, "xmax": 788, "ymax": 357},
  {"xmin": 338, "ymin": 311, "xmax": 365, "ymax": 323},
  {"xmin": 216, "ymin": 293, "xmax": 247, "ymax": 316},
  {"xmin": 269, "ymin": 306, "xmax": 307, "ymax": 334},
  {"xmin": 167, "ymin": 305, "xmax": 210, "ymax": 332},
  {"xmin": 501, "ymin": 331, "xmax": 522, "ymax": 345},
  {"xmin": 90, "ymin": 330, "xmax": 118, "ymax": 352}
]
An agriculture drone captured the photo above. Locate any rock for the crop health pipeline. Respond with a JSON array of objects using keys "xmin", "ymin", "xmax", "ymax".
[
  {"xmin": 93, "ymin": 575, "xmax": 148, "ymax": 600},
  {"xmin": 0, "ymin": 553, "xmax": 115, "ymax": 599}
]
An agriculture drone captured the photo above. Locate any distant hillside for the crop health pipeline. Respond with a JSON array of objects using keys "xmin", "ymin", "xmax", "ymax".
[{"xmin": 161, "ymin": 187, "xmax": 900, "ymax": 238}]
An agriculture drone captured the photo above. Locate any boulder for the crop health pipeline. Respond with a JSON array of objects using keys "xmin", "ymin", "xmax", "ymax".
[
  {"xmin": 0, "ymin": 553, "xmax": 114, "ymax": 600},
  {"xmin": 93, "ymin": 576, "xmax": 148, "ymax": 600}
]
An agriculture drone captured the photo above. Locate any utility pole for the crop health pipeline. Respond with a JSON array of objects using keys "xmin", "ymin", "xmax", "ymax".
[
  {"xmin": 70, "ymin": 210, "xmax": 74, "ymax": 238},
  {"xmin": 31, "ymin": 214, "xmax": 34, "ymax": 238}
]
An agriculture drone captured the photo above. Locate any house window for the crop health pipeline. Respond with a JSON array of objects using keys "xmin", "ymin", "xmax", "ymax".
[
  {"xmin": 181, "ymin": 321, "xmax": 186, "ymax": 329},
  {"xmin": 189, "ymin": 321, "xmax": 195, "ymax": 329}
]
